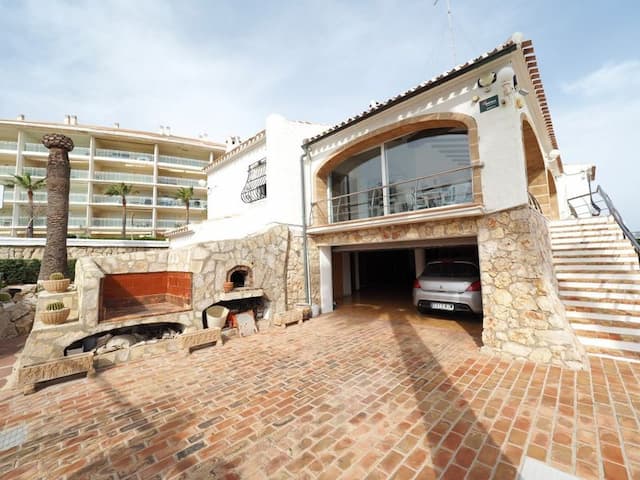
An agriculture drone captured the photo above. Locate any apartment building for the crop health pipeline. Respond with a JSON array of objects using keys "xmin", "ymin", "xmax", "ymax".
[{"xmin": 0, "ymin": 116, "xmax": 225, "ymax": 237}]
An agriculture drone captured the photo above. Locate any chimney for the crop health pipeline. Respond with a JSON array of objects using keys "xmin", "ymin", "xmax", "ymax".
[
  {"xmin": 159, "ymin": 125, "xmax": 165, "ymax": 135},
  {"xmin": 16, "ymin": 114, "xmax": 25, "ymax": 121},
  {"xmin": 113, "ymin": 122, "xmax": 120, "ymax": 128},
  {"xmin": 64, "ymin": 115, "xmax": 71, "ymax": 125},
  {"xmin": 165, "ymin": 126, "xmax": 171, "ymax": 136},
  {"xmin": 225, "ymin": 135, "xmax": 241, "ymax": 152},
  {"xmin": 71, "ymin": 115, "xmax": 78, "ymax": 125}
]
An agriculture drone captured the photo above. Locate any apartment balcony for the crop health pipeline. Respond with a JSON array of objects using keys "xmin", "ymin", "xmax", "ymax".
[
  {"xmin": 95, "ymin": 148, "xmax": 153, "ymax": 163},
  {"xmin": 92, "ymin": 194, "xmax": 154, "ymax": 206},
  {"xmin": 156, "ymin": 219, "xmax": 185, "ymax": 229},
  {"xmin": 94, "ymin": 171, "xmax": 154, "ymax": 184},
  {"xmin": 15, "ymin": 192, "xmax": 88, "ymax": 204},
  {"xmin": 0, "ymin": 165, "xmax": 15, "ymax": 176},
  {"xmin": 21, "ymin": 166, "xmax": 89, "ymax": 180},
  {"xmin": 91, "ymin": 217, "xmax": 153, "ymax": 228},
  {"xmin": 24, "ymin": 143, "xmax": 90, "ymax": 157},
  {"xmin": 156, "ymin": 197, "xmax": 207, "ymax": 209},
  {"xmin": 156, "ymin": 175, "xmax": 203, "ymax": 188},
  {"xmin": 0, "ymin": 140, "xmax": 18, "ymax": 151},
  {"xmin": 18, "ymin": 216, "xmax": 87, "ymax": 228},
  {"xmin": 158, "ymin": 154, "xmax": 209, "ymax": 169}
]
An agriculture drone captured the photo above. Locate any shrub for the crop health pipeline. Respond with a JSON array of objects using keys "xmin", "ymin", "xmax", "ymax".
[
  {"xmin": 46, "ymin": 301, "xmax": 66, "ymax": 311},
  {"xmin": 0, "ymin": 292, "xmax": 11, "ymax": 303},
  {"xmin": 49, "ymin": 272, "xmax": 65, "ymax": 280},
  {"xmin": 0, "ymin": 259, "xmax": 77, "ymax": 284}
]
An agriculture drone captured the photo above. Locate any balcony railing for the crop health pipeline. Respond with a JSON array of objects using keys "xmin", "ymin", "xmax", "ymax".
[
  {"xmin": 16, "ymin": 192, "xmax": 87, "ymax": 203},
  {"xmin": 3, "ymin": 189, "xmax": 13, "ymax": 201},
  {"xmin": 0, "ymin": 165, "xmax": 15, "ymax": 176},
  {"xmin": 23, "ymin": 143, "xmax": 90, "ymax": 156},
  {"xmin": 94, "ymin": 171, "xmax": 154, "ymax": 184},
  {"xmin": 158, "ymin": 154, "xmax": 208, "ymax": 168},
  {"xmin": 156, "ymin": 197, "xmax": 207, "ymax": 208},
  {"xmin": 0, "ymin": 216, "xmax": 13, "ymax": 226},
  {"xmin": 0, "ymin": 140, "xmax": 18, "ymax": 151},
  {"xmin": 21, "ymin": 167, "xmax": 89, "ymax": 179},
  {"xmin": 95, "ymin": 148, "xmax": 153, "ymax": 163},
  {"xmin": 330, "ymin": 166, "xmax": 474, "ymax": 223},
  {"xmin": 92, "ymin": 194, "xmax": 154, "ymax": 206},
  {"xmin": 92, "ymin": 217, "xmax": 153, "ymax": 228},
  {"xmin": 18, "ymin": 216, "xmax": 86, "ymax": 227},
  {"xmin": 156, "ymin": 219, "xmax": 184, "ymax": 229},
  {"xmin": 157, "ymin": 175, "xmax": 202, "ymax": 187}
]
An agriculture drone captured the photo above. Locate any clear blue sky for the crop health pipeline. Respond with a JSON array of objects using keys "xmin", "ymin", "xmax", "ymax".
[{"xmin": 1, "ymin": 1, "xmax": 639, "ymax": 228}]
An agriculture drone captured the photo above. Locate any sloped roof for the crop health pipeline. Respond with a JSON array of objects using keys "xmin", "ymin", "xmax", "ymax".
[{"xmin": 203, "ymin": 130, "xmax": 266, "ymax": 173}]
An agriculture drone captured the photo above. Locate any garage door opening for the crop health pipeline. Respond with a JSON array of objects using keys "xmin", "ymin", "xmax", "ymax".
[{"xmin": 327, "ymin": 239, "xmax": 482, "ymax": 337}]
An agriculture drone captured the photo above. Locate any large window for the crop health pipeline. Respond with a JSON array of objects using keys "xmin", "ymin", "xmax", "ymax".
[{"xmin": 329, "ymin": 128, "xmax": 472, "ymax": 222}]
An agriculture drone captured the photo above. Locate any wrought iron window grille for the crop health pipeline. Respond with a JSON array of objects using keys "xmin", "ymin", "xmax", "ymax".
[{"xmin": 241, "ymin": 158, "xmax": 267, "ymax": 203}]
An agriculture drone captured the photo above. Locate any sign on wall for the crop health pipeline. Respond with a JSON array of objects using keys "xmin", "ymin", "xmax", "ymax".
[{"xmin": 479, "ymin": 95, "xmax": 500, "ymax": 113}]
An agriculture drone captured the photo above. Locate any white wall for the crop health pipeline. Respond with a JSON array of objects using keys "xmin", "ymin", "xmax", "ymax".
[{"xmin": 556, "ymin": 163, "xmax": 596, "ymax": 219}]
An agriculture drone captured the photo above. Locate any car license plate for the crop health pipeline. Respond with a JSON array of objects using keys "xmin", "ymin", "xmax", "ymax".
[{"xmin": 431, "ymin": 302, "xmax": 454, "ymax": 311}]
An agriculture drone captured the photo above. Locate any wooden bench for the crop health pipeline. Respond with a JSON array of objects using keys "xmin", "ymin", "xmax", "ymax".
[
  {"xmin": 177, "ymin": 327, "xmax": 222, "ymax": 354},
  {"xmin": 18, "ymin": 352, "xmax": 95, "ymax": 395}
]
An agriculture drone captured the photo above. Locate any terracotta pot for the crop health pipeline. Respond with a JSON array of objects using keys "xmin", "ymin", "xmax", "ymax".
[
  {"xmin": 41, "ymin": 307, "xmax": 71, "ymax": 325},
  {"xmin": 42, "ymin": 279, "xmax": 70, "ymax": 293},
  {"xmin": 223, "ymin": 281, "xmax": 234, "ymax": 293}
]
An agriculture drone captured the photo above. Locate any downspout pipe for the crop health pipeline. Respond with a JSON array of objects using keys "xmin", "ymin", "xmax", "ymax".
[{"xmin": 300, "ymin": 145, "xmax": 312, "ymax": 305}]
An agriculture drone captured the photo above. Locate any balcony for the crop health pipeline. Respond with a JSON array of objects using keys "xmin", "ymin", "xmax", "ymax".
[
  {"xmin": 156, "ymin": 197, "xmax": 207, "ymax": 208},
  {"xmin": 328, "ymin": 166, "xmax": 474, "ymax": 224},
  {"xmin": 94, "ymin": 171, "xmax": 154, "ymax": 184},
  {"xmin": 0, "ymin": 216, "xmax": 13, "ymax": 227},
  {"xmin": 0, "ymin": 165, "xmax": 15, "ymax": 176},
  {"xmin": 0, "ymin": 140, "xmax": 17, "ymax": 151},
  {"xmin": 157, "ymin": 176, "xmax": 202, "ymax": 188},
  {"xmin": 158, "ymin": 154, "xmax": 209, "ymax": 169},
  {"xmin": 23, "ymin": 143, "xmax": 90, "ymax": 156},
  {"xmin": 156, "ymin": 219, "xmax": 184, "ymax": 229},
  {"xmin": 21, "ymin": 167, "xmax": 89, "ymax": 179},
  {"xmin": 92, "ymin": 194, "xmax": 154, "ymax": 206},
  {"xmin": 92, "ymin": 217, "xmax": 152, "ymax": 228},
  {"xmin": 18, "ymin": 216, "xmax": 86, "ymax": 227},
  {"xmin": 95, "ymin": 148, "xmax": 153, "ymax": 163},
  {"xmin": 16, "ymin": 192, "xmax": 88, "ymax": 203}
]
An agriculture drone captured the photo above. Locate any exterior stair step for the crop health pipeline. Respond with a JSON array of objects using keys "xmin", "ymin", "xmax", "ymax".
[
  {"xmin": 560, "ymin": 290, "xmax": 640, "ymax": 302},
  {"xmin": 571, "ymin": 323, "xmax": 640, "ymax": 336},
  {"xmin": 555, "ymin": 264, "xmax": 640, "ymax": 272},
  {"xmin": 550, "ymin": 223, "xmax": 621, "ymax": 233},
  {"xmin": 578, "ymin": 337, "xmax": 640, "ymax": 354},
  {"xmin": 566, "ymin": 310, "xmax": 640, "ymax": 324},
  {"xmin": 553, "ymin": 249, "xmax": 638, "ymax": 258},
  {"xmin": 551, "ymin": 235, "xmax": 623, "ymax": 245},
  {"xmin": 551, "ymin": 242, "xmax": 634, "ymax": 250},
  {"xmin": 550, "ymin": 217, "xmax": 614, "ymax": 227},
  {"xmin": 559, "ymin": 281, "xmax": 640, "ymax": 292},
  {"xmin": 563, "ymin": 299, "xmax": 640, "ymax": 314},
  {"xmin": 553, "ymin": 256, "xmax": 638, "ymax": 264},
  {"xmin": 556, "ymin": 272, "xmax": 640, "ymax": 281}
]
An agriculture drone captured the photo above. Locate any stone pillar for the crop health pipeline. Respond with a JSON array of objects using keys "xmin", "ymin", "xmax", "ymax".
[
  {"xmin": 39, "ymin": 134, "xmax": 74, "ymax": 280},
  {"xmin": 477, "ymin": 205, "xmax": 587, "ymax": 369}
]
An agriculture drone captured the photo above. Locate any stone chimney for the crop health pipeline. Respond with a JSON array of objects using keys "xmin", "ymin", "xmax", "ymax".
[{"xmin": 225, "ymin": 136, "xmax": 241, "ymax": 152}]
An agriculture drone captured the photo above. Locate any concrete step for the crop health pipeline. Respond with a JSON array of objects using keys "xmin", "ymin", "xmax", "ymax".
[
  {"xmin": 571, "ymin": 323, "xmax": 640, "ymax": 336},
  {"xmin": 556, "ymin": 272, "xmax": 640, "ymax": 282},
  {"xmin": 550, "ymin": 217, "xmax": 614, "ymax": 227},
  {"xmin": 563, "ymin": 299, "xmax": 640, "ymax": 313},
  {"xmin": 551, "ymin": 235, "xmax": 623, "ymax": 245},
  {"xmin": 567, "ymin": 310, "xmax": 640, "ymax": 324},
  {"xmin": 560, "ymin": 290, "xmax": 640, "ymax": 303},
  {"xmin": 550, "ymin": 223, "xmax": 621, "ymax": 233},
  {"xmin": 587, "ymin": 353, "xmax": 640, "ymax": 364},
  {"xmin": 579, "ymin": 336, "xmax": 640, "ymax": 354},
  {"xmin": 553, "ymin": 249, "xmax": 638, "ymax": 258},
  {"xmin": 555, "ymin": 264, "xmax": 639, "ymax": 272},
  {"xmin": 559, "ymin": 281, "xmax": 640, "ymax": 292},
  {"xmin": 553, "ymin": 256, "xmax": 638, "ymax": 264},
  {"xmin": 551, "ymin": 241, "xmax": 634, "ymax": 250}
]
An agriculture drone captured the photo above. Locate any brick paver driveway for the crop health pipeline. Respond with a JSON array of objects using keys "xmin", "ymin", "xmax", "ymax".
[{"xmin": 0, "ymin": 300, "xmax": 638, "ymax": 479}]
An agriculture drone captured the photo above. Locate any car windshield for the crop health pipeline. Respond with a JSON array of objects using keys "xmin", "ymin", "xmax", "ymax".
[{"xmin": 422, "ymin": 261, "xmax": 478, "ymax": 277}]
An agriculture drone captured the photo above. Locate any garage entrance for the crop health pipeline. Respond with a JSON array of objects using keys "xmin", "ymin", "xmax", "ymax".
[{"xmin": 327, "ymin": 238, "xmax": 482, "ymax": 334}]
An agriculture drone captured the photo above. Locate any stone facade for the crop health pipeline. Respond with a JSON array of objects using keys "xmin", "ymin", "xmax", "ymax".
[
  {"xmin": 0, "ymin": 245, "xmax": 164, "ymax": 261},
  {"xmin": 19, "ymin": 224, "xmax": 306, "ymax": 367},
  {"xmin": 0, "ymin": 287, "xmax": 37, "ymax": 340},
  {"xmin": 307, "ymin": 206, "xmax": 587, "ymax": 369},
  {"xmin": 477, "ymin": 206, "xmax": 587, "ymax": 369}
]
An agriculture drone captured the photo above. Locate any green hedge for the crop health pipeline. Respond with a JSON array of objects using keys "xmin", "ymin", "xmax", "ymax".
[{"xmin": 0, "ymin": 259, "xmax": 77, "ymax": 284}]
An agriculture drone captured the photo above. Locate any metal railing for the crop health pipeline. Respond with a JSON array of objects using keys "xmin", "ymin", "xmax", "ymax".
[
  {"xmin": 92, "ymin": 217, "xmax": 153, "ymax": 228},
  {"xmin": 95, "ymin": 148, "xmax": 153, "ymax": 162},
  {"xmin": 568, "ymin": 186, "xmax": 640, "ymax": 256},
  {"xmin": 0, "ymin": 165, "xmax": 15, "ymax": 176},
  {"xmin": 156, "ymin": 175, "xmax": 202, "ymax": 187},
  {"xmin": 156, "ymin": 219, "xmax": 184, "ymax": 229},
  {"xmin": 18, "ymin": 216, "xmax": 86, "ymax": 227},
  {"xmin": 94, "ymin": 171, "xmax": 154, "ymax": 184},
  {"xmin": 0, "ymin": 140, "xmax": 17, "ymax": 151},
  {"xmin": 0, "ymin": 216, "xmax": 13, "ymax": 226},
  {"xmin": 330, "ymin": 166, "xmax": 473, "ymax": 223},
  {"xmin": 92, "ymin": 194, "xmax": 154, "ymax": 206},
  {"xmin": 158, "ymin": 154, "xmax": 208, "ymax": 168},
  {"xmin": 156, "ymin": 196, "xmax": 206, "ymax": 208},
  {"xmin": 21, "ymin": 167, "xmax": 89, "ymax": 179},
  {"xmin": 23, "ymin": 143, "xmax": 90, "ymax": 156},
  {"xmin": 528, "ymin": 192, "xmax": 543, "ymax": 214}
]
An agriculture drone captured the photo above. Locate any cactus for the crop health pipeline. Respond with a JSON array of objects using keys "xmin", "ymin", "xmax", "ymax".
[
  {"xmin": 49, "ymin": 272, "xmax": 65, "ymax": 280},
  {"xmin": 0, "ymin": 292, "xmax": 11, "ymax": 303},
  {"xmin": 46, "ymin": 301, "xmax": 66, "ymax": 311}
]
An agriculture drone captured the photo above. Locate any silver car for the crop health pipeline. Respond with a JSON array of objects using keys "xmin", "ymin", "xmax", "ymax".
[{"xmin": 412, "ymin": 260, "xmax": 482, "ymax": 315}]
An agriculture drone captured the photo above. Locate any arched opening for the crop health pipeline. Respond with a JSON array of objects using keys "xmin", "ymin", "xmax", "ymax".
[
  {"xmin": 547, "ymin": 170, "xmax": 559, "ymax": 220},
  {"xmin": 522, "ymin": 119, "xmax": 552, "ymax": 217}
]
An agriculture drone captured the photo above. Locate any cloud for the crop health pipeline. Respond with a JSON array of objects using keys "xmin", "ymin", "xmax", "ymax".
[{"xmin": 554, "ymin": 60, "xmax": 640, "ymax": 229}]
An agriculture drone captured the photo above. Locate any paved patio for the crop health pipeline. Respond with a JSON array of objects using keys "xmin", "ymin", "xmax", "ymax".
[{"xmin": 0, "ymin": 300, "xmax": 638, "ymax": 479}]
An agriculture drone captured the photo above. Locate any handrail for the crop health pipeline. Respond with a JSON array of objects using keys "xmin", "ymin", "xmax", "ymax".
[
  {"xmin": 528, "ymin": 192, "xmax": 543, "ymax": 214},
  {"xmin": 596, "ymin": 186, "xmax": 640, "ymax": 256}
]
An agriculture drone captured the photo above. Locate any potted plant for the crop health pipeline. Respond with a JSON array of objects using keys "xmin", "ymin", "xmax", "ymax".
[
  {"xmin": 42, "ymin": 272, "xmax": 70, "ymax": 293},
  {"xmin": 41, "ymin": 301, "xmax": 71, "ymax": 325}
]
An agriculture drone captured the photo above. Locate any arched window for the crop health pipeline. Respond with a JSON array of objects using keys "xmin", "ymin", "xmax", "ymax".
[{"xmin": 329, "ymin": 127, "xmax": 472, "ymax": 222}]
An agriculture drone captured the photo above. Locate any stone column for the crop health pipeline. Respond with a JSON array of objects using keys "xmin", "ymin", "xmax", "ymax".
[
  {"xmin": 39, "ymin": 134, "xmax": 74, "ymax": 280},
  {"xmin": 477, "ymin": 205, "xmax": 587, "ymax": 369}
]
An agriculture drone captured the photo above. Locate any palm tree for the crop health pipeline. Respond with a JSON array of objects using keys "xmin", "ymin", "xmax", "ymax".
[
  {"xmin": 7, "ymin": 173, "xmax": 46, "ymax": 237},
  {"xmin": 40, "ymin": 133, "xmax": 73, "ymax": 280},
  {"xmin": 175, "ymin": 186, "xmax": 194, "ymax": 225},
  {"xmin": 105, "ymin": 183, "xmax": 134, "ymax": 239}
]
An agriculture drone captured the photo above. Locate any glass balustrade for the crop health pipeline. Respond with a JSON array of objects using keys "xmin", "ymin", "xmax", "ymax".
[
  {"xmin": 0, "ymin": 165, "xmax": 16, "ymax": 176},
  {"xmin": 23, "ymin": 143, "xmax": 48, "ymax": 153},
  {"xmin": 92, "ymin": 194, "xmax": 154, "ymax": 206},
  {"xmin": 0, "ymin": 140, "xmax": 17, "ymax": 151},
  {"xmin": 156, "ymin": 196, "xmax": 206, "ymax": 208},
  {"xmin": 158, "ymin": 154, "xmax": 208, "ymax": 168},
  {"xmin": 15, "ymin": 191, "xmax": 87, "ymax": 203},
  {"xmin": 22, "ymin": 167, "xmax": 46, "ymax": 177},
  {"xmin": 3, "ymin": 189, "xmax": 14, "ymax": 201},
  {"xmin": 156, "ymin": 219, "xmax": 184, "ymax": 229},
  {"xmin": 94, "ymin": 171, "xmax": 154, "ymax": 183},
  {"xmin": 18, "ymin": 216, "xmax": 86, "ymax": 227},
  {"xmin": 0, "ymin": 216, "xmax": 14, "ymax": 226},
  {"xmin": 95, "ymin": 148, "xmax": 153, "ymax": 163},
  {"xmin": 157, "ymin": 175, "xmax": 201, "ymax": 187},
  {"xmin": 92, "ymin": 217, "xmax": 152, "ymax": 228}
]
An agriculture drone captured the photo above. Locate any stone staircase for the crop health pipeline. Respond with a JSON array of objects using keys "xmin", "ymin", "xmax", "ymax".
[{"xmin": 550, "ymin": 216, "xmax": 640, "ymax": 362}]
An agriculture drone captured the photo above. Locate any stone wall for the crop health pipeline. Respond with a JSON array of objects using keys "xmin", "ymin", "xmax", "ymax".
[
  {"xmin": 477, "ymin": 206, "xmax": 587, "ymax": 369},
  {"xmin": 0, "ymin": 245, "xmax": 164, "ymax": 260},
  {"xmin": 0, "ymin": 286, "xmax": 37, "ymax": 340}
]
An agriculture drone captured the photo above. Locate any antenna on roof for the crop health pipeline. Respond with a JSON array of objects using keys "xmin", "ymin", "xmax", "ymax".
[{"xmin": 434, "ymin": 0, "xmax": 457, "ymax": 65}]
